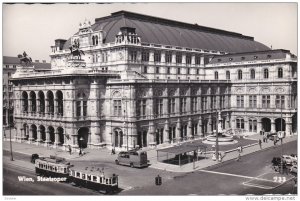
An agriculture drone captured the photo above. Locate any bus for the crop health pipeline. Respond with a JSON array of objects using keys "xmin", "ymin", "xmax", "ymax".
[{"xmin": 115, "ymin": 150, "xmax": 148, "ymax": 168}]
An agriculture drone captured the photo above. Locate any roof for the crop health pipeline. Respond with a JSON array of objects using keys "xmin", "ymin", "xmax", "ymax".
[
  {"xmin": 3, "ymin": 56, "xmax": 51, "ymax": 70},
  {"xmin": 208, "ymin": 49, "xmax": 295, "ymax": 64},
  {"xmin": 63, "ymin": 10, "xmax": 269, "ymax": 53},
  {"xmin": 36, "ymin": 156, "xmax": 71, "ymax": 166},
  {"xmin": 70, "ymin": 165, "xmax": 117, "ymax": 178},
  {"xmin": 157, "ymin": 141, "xmax": 207, "ymax": 155}
]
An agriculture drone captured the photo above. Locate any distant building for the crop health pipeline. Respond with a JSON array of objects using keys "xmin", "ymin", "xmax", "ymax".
[
  {"xmin": 10, "ymin": 11, "xmax": 297, "ymax": 151},
  {"xmin": 3, "ymin": 56, "xmax": 51, "ymax": 127}
]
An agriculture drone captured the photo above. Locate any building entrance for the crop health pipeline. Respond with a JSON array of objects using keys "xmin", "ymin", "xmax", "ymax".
[
  {"xmin": 78, "ymin": 127, "xmax": 89, "ymax": 148},
  {"xmin": 261, "ymin": 118, "xmax": 271, "ymax": 132}
]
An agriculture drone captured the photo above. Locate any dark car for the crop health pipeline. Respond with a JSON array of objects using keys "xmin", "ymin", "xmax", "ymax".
[
  {"xmin": 267, "ymin": 133, "xmax": 278, "ymax": 141},
  {"xmin": 31, "ymin": 154, "xmax": 39, "ymax": 163},
  {"xmin": 272, "ymin": 157, "xmax": 287, "ymax": 172}
]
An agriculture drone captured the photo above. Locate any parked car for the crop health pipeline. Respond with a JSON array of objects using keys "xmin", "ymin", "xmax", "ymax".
[
  {"xmin": 282, "ymin": 155, "xmax": 297, "ymax": 165},
  {"xmin": 290, "ymin": 164, "xmax": 297, "ymax": 175},
  {"xmin": 115, "ymin": 150, "xmax": 148, "ymax": 168},
  {"xmin": 31, "ymin": 154, "xmax": 39, "ymax": 163}
]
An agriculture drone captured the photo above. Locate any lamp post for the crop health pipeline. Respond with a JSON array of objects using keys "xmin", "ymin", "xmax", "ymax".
[{"xmin": 79, "ymin": 137, "xmax": 84, "ymax": 155}]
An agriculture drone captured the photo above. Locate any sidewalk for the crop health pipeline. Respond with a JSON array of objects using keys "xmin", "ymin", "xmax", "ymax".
[{"xmin": 3, "ymin": 133, "xmax": 298, "ymax": 173}]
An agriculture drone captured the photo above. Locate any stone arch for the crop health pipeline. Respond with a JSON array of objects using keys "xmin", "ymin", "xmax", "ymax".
[
  {"xmin": 22, "ymin": 91, "xmax": 28, "ymax": 112},
  {"xmin": 23, "ymin": 123, "xmax": 29, "ymax": 140},
  {"xmin": 56, "ymin": 90, "xmax": 64, "ymax": 116},
  {"xmin": 261, "ymin": 118, "xmax": 271, "ymax": 132},
  {"xmin": 275, "ymin": 118, "xmax": 286, "ymax": 132},
  {"xmin": 38, "ymin": 91, "xmax": 45, "ymax": 113},
  {"xmin": 57, "ymin": 127, "xmax": 64, "ymax": 145},
  {"xmin": 31, "ymin": 124, "xmax": 37, "ymax": 141},
  {"xmin": 78, "ymin": 127, "xmax": 89, "ymax": 148},
  {"xmin": 39, "ymin": 125, "xmax": 46, "ymax": 142},
  {"xmin": 29, "ymin": 91, "xmax": 36, "ymax": 113},
  {"xmin": 47, "ymin": 91, "xmax": 54, "ymax": 115},
  {"xmin": 48, "ymin": 126, "xmax": 55, "ymax": 144}
]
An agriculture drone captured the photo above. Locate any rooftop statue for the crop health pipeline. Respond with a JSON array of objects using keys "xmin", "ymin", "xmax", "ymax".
[
  {"xmin": 17, "ymin": 51, "xmax": 32, "ymax": 66},
  {"xmin": 69, "ymin": 39, "xmax": 85, "ymax": 60}
]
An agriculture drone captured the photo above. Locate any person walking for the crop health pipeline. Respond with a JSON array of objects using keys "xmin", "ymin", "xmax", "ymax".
[
  {"xmin": 258, "ymin": 139, "xmax": 262, "ymax": 149},
  {"xmin": 236, "ymin": 152, "xmax": 241, "ymax": 162},
  {"xmin": 68, "ymin": 145, "xmax": 72, "ymax": 155}
]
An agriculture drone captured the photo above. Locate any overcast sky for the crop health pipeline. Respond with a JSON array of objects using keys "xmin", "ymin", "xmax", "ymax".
[{"xmin": 3, "ymin": 3, "xmax": 297, "ymax": 62}]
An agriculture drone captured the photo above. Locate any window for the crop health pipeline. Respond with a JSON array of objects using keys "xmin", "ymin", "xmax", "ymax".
[
  {"xmin": 249, "ymin": 95, "xmax": 257, "ymax": 108},
  {"xmin": 137, "ymin": 99, "xmax": 146, "ymax": 118},
  {"xmin": 220, "ymin": 95, "xmax": 225, "ymax": 109},
  {"xmin": 76, "ymin": 101, "xmax": 81, "ymax": 117},
  {"xmin": 142, "ymin": 51, "xmax": 149, "ymax": 62},
  {"xmin": 179, "ymin": 98, "xmax": 186, "ymax": 113},
  {"xmin": 156, "ymin": 67, "xmax": 160, "ymax": 74},
  {"xmin": 167, "ymin": 67, "xmax": 170, "ymax": 74},
  {"xmin": 264, "ymin": 69, "xmax": 269, "ymax": 79},
  {"xmin": 236, "ymin": 118, "xmax": 244, "ymax": 129},
  {"xmin": 225, "ymin": 71, "xmax": 230, "ymax": 80},
  {"xmin": 129, "ymin": 51, "xmax": 137, "ymax": 62},
  {"xmin": 5, "ymin": 65, "xmax": 9, "ymax": 68},
  {"xmin": 83, "ymin": 101, "xmax": 87, "ymax": 116},
  {"xmin": 187, "ymin": 68, "xmax": 190, "ymax": 74},
  {"xmin": 168, "ymin": 98, "xmax": 175, "ymax": 114},
  {"xmin": 238, "ymin": 70, "xmax": 243, "ymax": 80},
  {"xmin": 195, "ymin": 56, "xmax": 201, "ymax": 65},
  {"xmin": 237, "ymin": 95, "xmax": 244, "ymax": 108},
  {"xmin": 154, "ymin": 99, "xmax": 163, "ymax": 117},
  {"xmin": 113, "ymin": 100, "xmax": 122, "ymax": 116},
  {"xmin": 278, "ymin": 68, "xmax": 283, "ymax": 78},
  {"xmin": 191, "ymin": 97, "xmax": 197, "ymax": 113},
  {"xmin": 249, "ymin": 119, "xmax": 257, "ymax": 132},
  {"xmin": 211, "ymin": 96, "xmax": 216, "ymax": 109},
  {"xmin": 197, "ymin": 69, "xmax": 199, "ymax": 75},
  {"xmin": 13, "ymin": 65, "xmax": 16, "ymax": 68},
  {"xmin": 166, "ymin": 52, "xmax": 172, "ymax": 63},
  {"xmin": 276, "ymin": 95, "xmax": 285, "ymax": 109},
  {"xmin": 214, "ymin": 71, "xmax": 218, "ymax": 80},
  {"xmin": 186, "ymin": 54, "xmax": 191, "ymax": 65},
  {"xmin": 250, "ymin": 69, "xmax": 255, "ymax": 79},
  {"xmin": 177, "ymin": 68, "xmax": 181, "ymax": 74},
  {"xmin": 262, "ymin": 95, "xmax": 270, "ymax": 108},
  {"xmin": 144, "ymin": 66, "xmax": 147, "ymax": 74},
  {"xmin": 176, "ymin": 53, "xmax": 182, "ymax": 64},
  {"xmin": 154, "ymin": 51, "xmax": 161, "ymax": 62}
]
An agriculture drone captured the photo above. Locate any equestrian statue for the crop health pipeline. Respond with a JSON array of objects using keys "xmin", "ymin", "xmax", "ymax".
[
  {"xmin": 17, "ymin": 51, "xmax": 32, "ymax": 66},
  {"xmin": 69, "ymin": 39, "xmax": 85, "ymax": 60}
]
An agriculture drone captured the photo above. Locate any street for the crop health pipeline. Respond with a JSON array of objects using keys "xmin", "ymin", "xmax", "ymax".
[
  {"xmin": 3, "ymin": 140, "xmax": 297, "ymax": 195},
  {"xmin": 122, "ymin": 140, "xmax": 297, "ymax": 195}
]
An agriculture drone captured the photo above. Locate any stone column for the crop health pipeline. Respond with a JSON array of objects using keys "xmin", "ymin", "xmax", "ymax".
[
  {"xmin": 45, "ymin": 99, "xmax": 49, "ymax": 115},
  {"xmin": 148, "ymin": 122, "xmax": 156, "ymax": 147},
  {"xmin": 54, "ymin": 132, "xmax": 59, "ymax": 147},
  {"xmin": 187, "ymin": 118, "xmax": 192, "ymax": 139},
  {"xmin": 28, "ymin": 98, "xmax": 32, "ymax": 114},
  {"xmin": 198, "ymin": 117, "xmax": 203, "ymax": 137},
  {"xmin": 54, "ymin": 99, "xmax": 58, "ymax": 117},
  {"xmin": 191, "ymin": 54, "xmax": 195, "ymax": 65},
  {"xmin": 257, "ymin": 119, "xmax": 262, "ymax": 133},
  {"xmin": 207, "ymin": 117, "xmax": 212, "ymax": 134},
  {"xmin": 36, "ymin": 99, "xmax": 40, "ymax": 114},
  {"xmin": 285, "ymin": 117, "xmax": 292, "ymax": 136},
  {"xmin": 37, "ymin": 129, "xmax": 42, "ymax": 144},
  {"xmin": 28, "ymin": 127, "xmax": 34, "ymax": 143},
  {"xmin": 161, "ymin": 51, "xmax": 166, "ymax": 63},
  {"xmin": 271, "ymin": 118, "xmax": 276, "ymax": 133},
  {"xmin": 163, "ymin": 120, "xmax": 169, "ymax": 143},
  {"xmin": 176, "ymin": 119, "xmax": 181, "ymax": 141},
  {"xmin": 172, "ymin": 52, "xmax": 176, "ymax": 64},
  {"xmin": 45, "ymin": 130, "xmax": 50, "ymax": 146},
  {"xmin": 200, "ymin": 56, "xmax": 204, "ymax": 67}
]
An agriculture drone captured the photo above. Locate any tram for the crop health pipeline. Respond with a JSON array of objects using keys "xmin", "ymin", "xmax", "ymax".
[
  {"xmin": 34, "ymin": 156, "xmax": 119, "ymax": 194},
  {"xmin": 35, "ymin": 155, "xmax": 72, "ymax": 180},
  {"xmin": 69, "ymin": 166, "xmax": 118, "ymax": 194}
]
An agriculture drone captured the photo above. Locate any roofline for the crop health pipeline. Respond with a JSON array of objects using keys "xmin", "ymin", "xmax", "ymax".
[
  {"xmin": 211, "ymin": 49, "xmax": 291, "ymax": 58},
  {"xmin": 95, "ymin": 10, "xmax": 254, "ymax": 41}
]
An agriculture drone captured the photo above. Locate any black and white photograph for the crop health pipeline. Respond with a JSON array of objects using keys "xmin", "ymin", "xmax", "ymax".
[{"xmin": 1, "ymin": 1, "xmax": 298, "ymax": 199}]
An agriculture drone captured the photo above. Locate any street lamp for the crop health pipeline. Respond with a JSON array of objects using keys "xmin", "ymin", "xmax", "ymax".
[{"xmin": 79, "ymin": 137, "xmax": 84, "ymax": 155}]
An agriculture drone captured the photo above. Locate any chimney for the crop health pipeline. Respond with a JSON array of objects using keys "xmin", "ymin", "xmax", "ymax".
[{"xmin": 35, "ymin": 60, "xmax": 39, "ymax": 63}]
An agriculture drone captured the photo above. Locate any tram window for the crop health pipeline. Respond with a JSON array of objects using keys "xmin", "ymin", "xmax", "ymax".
[
  {"xmin": 100, "ymin": 177, "xmax": 103, "ymax": 183},
  {"xmin": 106, "ymin": 179, "xmax": 109, "ymax": 184},
  {"xmin": 87, "ymin": 175, "xmax": 91, "ymax": 181},
  {"xmin": 54, "ymin": 167, "xmax": 57, "ymax": 172},
  {"xmin": 76, "ymin": 172, "xmax": 80, "ymax": 178},
  {"xmin": 82, "ymin": 174, "xmax": 85, "ymax": 179},
  {"xmin": 130, "ymin": 152, "xmax": 138, "ymax": 156},
  {"xmin": 112, "ymin": 177, "xmax": 117, "ymax": 184},
  {"xmin": 93, "ymin": 176, "xmax": 97, "ymax": 182}
]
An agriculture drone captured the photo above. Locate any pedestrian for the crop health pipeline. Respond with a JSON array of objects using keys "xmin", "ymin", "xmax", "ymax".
[
  {"xmin": 258, "ymin": 139, "xmax": 262, "ymax": 149},
  {"xmin": 111, "ymin": 148, "xmax": 116, "ymax": 155},
  {"xmin": 68, "ymin": 145, "xmax": 72, "ymax": 155},
  {"xmin": 273, "ymin": 139, "xmax": 277, "ymax": 146},
  {"xmin": 236, "ymin": 153, "xmax": 241, "ymax": 162}
]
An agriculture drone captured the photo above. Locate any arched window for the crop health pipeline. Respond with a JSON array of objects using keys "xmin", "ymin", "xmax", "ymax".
[
  {"xmin": 92, "ymin": 36, "xmax": 95, "ymax": 45},
  {"xmin": 226, "ymin": 71, "xmax": 230, "ymax": 80},
  {"xmin": 47, "ymin": 91, "xmax": 54, "ymax": 115},
  {"xmin": 22, "ymin": 91, "xmax": 28, "ymax": 113},
  {"xmin": 278, "ymin": 68, "xmax": 283, "ymax": 78},
  {"xmin": 30, "ymin": 91, "xmax": 36, "ymax": 113},
  {"xmin": 214, "ymin": 71, "xmax": 218, "ymax": 80},
  {"xmin": 56, "ymin": 90, "xmax": 63, "ymax": 116},
  {"xmin": 264, "ymin": 69, "xmax": 269, "ymax": 79},
  {"xmin": 250, "ymin": 69, "xmax": 255, "ymax": 79},
  {"xmin": 95, "ymin": 35, "xmax": 98, "ymax": 45},
  {"xmin": 238, "ymin": 70, "xmax": 243, "ymax": 80}
]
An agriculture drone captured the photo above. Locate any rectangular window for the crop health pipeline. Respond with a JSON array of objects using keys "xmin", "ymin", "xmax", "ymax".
[
  {"xmin": 83, "ymin": 101, "xmax": 87, "ymax": 116},
  {"xmin": 76, "ymin": 101, "xmax": 81, "ymax": 117},
  {"xmin": 142, "ymin": 100, "xmax": 146, "ymax": 117},
  {"xmin": 167, "ymin": 67, "xmax": 170, "ymax": 74},
  {"xmin": 154, "ymin": 51, "xmax": 161, "ymax": 62},
  {"xmin": 186, "ymin": 54, "xmax": 191, "ymax": 65},
  {"xmin": 187, "ymin": 68, "xmax": 190, "ymax": 74},
  {"xmin": 144, "ymin": 66, "xmax": 147, "ymax": 74},
  {"xmin": 191, "ymin": 97, "xmax": 197, "ymax": 113},
  {"xmin": 156, "ymin": 67, "xmax": 160, "ymax": 74},
  {"xmin": 113, "ymin": 100, "xmax": 122, "ymax": 116},
  {"xmin": 262, "ymin": 95, "xmax": 271, "ymax": 108},
  {"xmin": 249, "ymin": 95, "xmax": 257, "ymax": 108},
  {"xmin": 180, "ymin": 98, "xmax": 186, "ymax": 113},
  {"xmin": 176, "ymin": 53, "xmax": 182, "ymax": 64},
  {"xmin": 177, "ymin": 68, "xmax": 181, "ymax": 74},
  {"xmin": 154, "ymin": 99, "xmax": 163, "ymax": 117},
  {"xmin": 169, "ymin": 98, "xmax": 175, "ymax": 114},
  {"xmin": 201, "ymin": 97, "xmax": 207, "ymax": 112},
  {"xmin": 129, "ymin": 50, "xmax": 137, "ymax": 62},
  {"xmin": 195, "ymin": 56, "xmax": 201, "ymax": 65},
  {"xmin": 276, "ymin": 95, "xmax": 285, "ymax": 109},
  {"xmin": 5, "ymin": 65, "xmax": 9, "ymax": 68},
  {"xmin": 237, "ymin": 95, "xmax": 244, "ymax": 108},
  {"xmin": 142, "ymin": 51, "xmax": 149, "ymax": 62},
  {"xmin": 166, "ymin": 52, "xmax": 172, "ymax": 63}
]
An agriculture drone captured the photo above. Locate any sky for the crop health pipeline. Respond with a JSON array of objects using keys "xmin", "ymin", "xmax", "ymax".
[{"xmin": 2, "ymin": 2, "xmax": 297, "ymax": 62}]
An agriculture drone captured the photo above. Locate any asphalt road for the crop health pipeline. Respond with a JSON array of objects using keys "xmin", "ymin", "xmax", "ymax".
[{"xmin": 122, "ymin": 140, "xmax": 298, "ymax": 195}]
